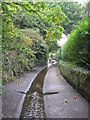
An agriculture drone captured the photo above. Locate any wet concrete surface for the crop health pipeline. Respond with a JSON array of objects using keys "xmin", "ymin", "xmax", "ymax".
[
  {"xmin": 2, "ymin": 65, "xmax": 46, "ymax": 118},
  {"xmin": 43, "ymin": 66, "xmax": 88, "ymax": 118},
  {"xmin": 2, "ymin": 65, "xmax": 89, "ymax": 119}
]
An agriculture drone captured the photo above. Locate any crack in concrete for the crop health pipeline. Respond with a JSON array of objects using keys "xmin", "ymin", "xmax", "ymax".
[
  {"xmin": 43, "ymin": 91, "xmax": 59, "ymax": 95},
  {"xmin": 16, "ymin": 91, "xmax": 26, "ymax": 94}
]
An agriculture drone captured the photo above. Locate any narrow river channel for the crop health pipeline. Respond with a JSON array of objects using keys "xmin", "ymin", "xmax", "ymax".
[{"xmin": 20, "ymin": 67, "xmax": 47, "ymax": 119}]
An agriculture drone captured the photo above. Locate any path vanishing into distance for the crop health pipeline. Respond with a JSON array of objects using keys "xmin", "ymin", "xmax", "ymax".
[{"xmin": 43, "ymin": 66, "xmax": 88, "ymax": 118}]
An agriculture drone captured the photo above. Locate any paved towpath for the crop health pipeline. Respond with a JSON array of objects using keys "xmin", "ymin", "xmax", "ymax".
[
  {"xmin": 43, "ymin": 66, "xmax": 88, "ymax": 118},
  {"xmin": 2, "ymin": 65, "xmax": 46, "ymax": 119}
]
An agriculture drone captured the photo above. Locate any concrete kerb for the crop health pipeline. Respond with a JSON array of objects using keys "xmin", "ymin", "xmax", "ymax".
[{"xmin": 15, "ymin": 65, "xmax": 48, "ymax": 118}]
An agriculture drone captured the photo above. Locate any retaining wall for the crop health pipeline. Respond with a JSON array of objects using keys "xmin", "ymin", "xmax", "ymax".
[{"xmin": 58, "ymin": 60, "xmax": 90, "ymax": 102}]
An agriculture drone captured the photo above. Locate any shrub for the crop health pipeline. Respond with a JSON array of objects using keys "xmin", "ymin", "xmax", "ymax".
[
  {"xmin": 21, "ymin": 28, "xmax": 48, "ymax": 64},
  {"xmin": 2, "ymin": 27, "xmax": 48, "ymax": 83},
  {"xmin": 62, "ymin": 17, "xmax": 90, "ymax": 69},
  {"xmin": 56, "ymin": 48, "xmax": 61, "ymax": 61}
]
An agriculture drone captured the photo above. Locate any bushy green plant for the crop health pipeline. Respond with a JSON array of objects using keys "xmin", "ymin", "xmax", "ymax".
[
  {"xmin": 62, "ymin": 17, "xmax": 90, "ymax": 69},
  {"xmin": 22, "ymin": 28, "xmax": 48, "ymax": 64},
  {"xmin": 2, "ymin": 23, "xmax": 48, "ymax": 82},
  {"xmin": 56, "ymin": 48, "xmax": 61, "ymax": 61},
  {"xmin": 2, "ymin": 2, "xmax": 66, "ymax": 82}
]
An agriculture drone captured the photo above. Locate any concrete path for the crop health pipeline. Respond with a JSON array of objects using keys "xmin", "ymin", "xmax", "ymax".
[
  {"xmin": 43, "ymin": 66, "xmax": 88, "ymax": 118},
  {"xmin": 2, "ymin": 65, "xmax": 46, "ymax": 119}
]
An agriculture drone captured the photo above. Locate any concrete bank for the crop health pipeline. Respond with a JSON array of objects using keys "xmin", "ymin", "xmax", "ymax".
[
  {"xmin": 43, "ymin": 66, "xmax": 88, "ymax": 118},
  {"xmin": 2, "ymin": 65, "xmax": 47, "ymax": 119},
  {"xmin": 58, "ymin": 60, "xmax": 90, "ymax": 102}
]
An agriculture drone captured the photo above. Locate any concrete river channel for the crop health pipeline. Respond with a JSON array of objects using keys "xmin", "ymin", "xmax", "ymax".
[
  {"xmin": 20, "ymin": 67, "xmax": 47, "ymax": 119},
  {"xmin": 20, "ymin": 65, "xmax": 88, "ymax": 119}
]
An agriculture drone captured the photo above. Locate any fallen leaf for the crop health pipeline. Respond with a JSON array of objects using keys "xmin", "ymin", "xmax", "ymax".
[{"xmin": 74, "ymin": 96, "xmax": 77, "ymax": 99}]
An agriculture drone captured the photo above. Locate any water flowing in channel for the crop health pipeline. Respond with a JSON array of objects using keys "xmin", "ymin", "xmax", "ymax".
[{"xmin": 20, "ymin": 67, "xmax": 47, "ymax": 119}]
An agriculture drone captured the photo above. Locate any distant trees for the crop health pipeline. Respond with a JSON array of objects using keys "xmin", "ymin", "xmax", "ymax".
[{"xmin": 59, "ymin": 2, "xmax": 88, "ymax": 33}]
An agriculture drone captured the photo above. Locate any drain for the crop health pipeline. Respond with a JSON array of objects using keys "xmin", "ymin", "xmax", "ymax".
[
  {"xmin": 43, "ymin": 91, "xmax": 59, "ymax": 95},
  {"xmin": 16, "ymin": 91, "xmax": 26, "ymax": 94}
]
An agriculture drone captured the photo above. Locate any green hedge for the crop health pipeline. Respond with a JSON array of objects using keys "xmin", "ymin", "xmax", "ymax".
[
  {"xmin": 59, "ymin": 60, "xmax": 90, "ymax": 102},
  {"xmin": 62, "ymin": 17, "xmax": 90, "ymax": 70}
]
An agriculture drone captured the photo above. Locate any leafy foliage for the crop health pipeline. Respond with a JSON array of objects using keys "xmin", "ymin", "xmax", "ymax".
[
  {"xmin": 2, "ymin": 1, "xmax": 88, "ymax": 84},
  {"xmin": 2, "ymin": 25, "xmax": 48, "ymax": 82},
  {"xmin": 56, "ymin": 48, "xmax": 61, "ymax": 61},
  {"xmin": 2, "ymin": 2, "xmax": 49, "ymax": 82},
  {"xmin": 21, "ymin": 28, "xmax": 48, "ymax": 64},
  {"xmin": 62, "ymin": 17, "xmax": 90, "ymax": 69},
  {"xmin": 0, "ymin": 3, "xmax": 2, "ymax": 94},
  {"xmin": 2, "ymin": 2, "xmax": 66, "ymax": 52},
  {"xmin": 59, "ymin": 2, "xmax": 88, "ymax": 33},
  {"xmin": 11, "ymin": 2, "xmax": 66, "ymax": 40}
]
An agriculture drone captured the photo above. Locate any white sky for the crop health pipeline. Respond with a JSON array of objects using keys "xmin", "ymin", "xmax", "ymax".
[
  {"xmin": 57, "ymin": 34, "xmax": 68, "ymax": 47},
  {"xmin": 77, "ymin": 0, "xmax": 89, "ymax": 5}
]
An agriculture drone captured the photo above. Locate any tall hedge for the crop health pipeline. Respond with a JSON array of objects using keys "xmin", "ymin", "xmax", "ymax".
[{"xmin": 62, "ymin": 17, "xmax": 90, "ymax": 70}]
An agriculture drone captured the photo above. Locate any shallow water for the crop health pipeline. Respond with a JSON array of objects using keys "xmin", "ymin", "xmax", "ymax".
[{"xmin": 20, "ymin": 67, "xmax": 47, "ymax": 119}]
